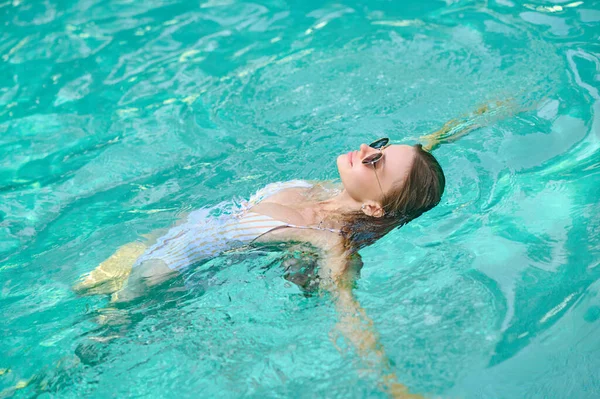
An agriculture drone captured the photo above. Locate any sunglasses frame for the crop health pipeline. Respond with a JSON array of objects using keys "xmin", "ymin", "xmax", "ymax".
[
  {"xmin": 361, "ymin": 137, "xmax": 390, "ymax": 208},
  {"xmin": 369, "ymin": 137, "xmax": 390, "ymax": 150}
]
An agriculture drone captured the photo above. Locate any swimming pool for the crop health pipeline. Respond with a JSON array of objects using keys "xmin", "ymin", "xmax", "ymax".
[{"xmin": 1, "ymin": 0, "xmax": 599, "ymax": 397}]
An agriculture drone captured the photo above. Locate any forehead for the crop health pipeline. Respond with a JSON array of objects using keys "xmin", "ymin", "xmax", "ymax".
[{"xmin": 382, "ymin": 144, "xmax": 415, "ymax": 179}]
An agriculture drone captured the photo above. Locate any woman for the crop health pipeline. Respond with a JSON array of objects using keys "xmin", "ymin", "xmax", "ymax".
[
  {"xmin": 73, "ymin": 140, "xmax": 443, "ymax": 398},
  {"xmin": 74, "ymin": 104, "xmax": 495, "ymax": 398}
]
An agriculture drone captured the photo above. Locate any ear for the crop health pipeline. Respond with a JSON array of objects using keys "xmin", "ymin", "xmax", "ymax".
[{"xmin": 361, "ymin": 202, "xmax": 385, "ymax": 218}]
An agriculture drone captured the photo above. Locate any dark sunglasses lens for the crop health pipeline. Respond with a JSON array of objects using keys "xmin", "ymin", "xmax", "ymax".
[
  {"xmin": 369, "ymin": 138, "xmax": 389, "ymax": 149},
  {"xmin": 362, "ymin": 152, "xmax": 382, "ymax": 165}
]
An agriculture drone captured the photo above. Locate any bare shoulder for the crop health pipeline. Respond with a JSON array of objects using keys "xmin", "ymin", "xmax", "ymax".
[{"xmin": 258, "ymin": 187, "xmax": 307, "ymax": 206}]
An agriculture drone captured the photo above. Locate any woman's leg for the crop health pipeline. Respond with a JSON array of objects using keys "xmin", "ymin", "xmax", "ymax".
[
  {"xmin": 72, "ymin": 227, "xmax": 171, "ymax": 296},
  {"xmin": 110, "ymin": 258, "xmax": 175, "ymax": 302},
  {"xmin": 73, "ymin": 241, "xmax": 149, "ymax": 295},
  {"xmin": 74, "ymin": 211, "xmax": 197, "ymax": 298}
]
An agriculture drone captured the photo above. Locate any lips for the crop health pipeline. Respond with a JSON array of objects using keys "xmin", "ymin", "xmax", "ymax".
[{"xmin": 348, "ymin": 151, "xmax": 353, "ymax": 166}]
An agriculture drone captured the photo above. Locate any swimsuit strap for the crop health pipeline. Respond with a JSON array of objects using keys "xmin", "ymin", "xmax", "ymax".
[
  {"xmin": 283, "ymin": 221, "xmax": 341, "ymax": 234},
  {"xmin": 237, "ymin": 212, "xmax": 340, "ymax": 244}
]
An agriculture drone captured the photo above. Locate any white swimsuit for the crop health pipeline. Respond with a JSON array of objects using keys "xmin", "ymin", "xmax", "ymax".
[{"xmin": 133, "ymin": 180, "xmax": 340, "ymax": 271}]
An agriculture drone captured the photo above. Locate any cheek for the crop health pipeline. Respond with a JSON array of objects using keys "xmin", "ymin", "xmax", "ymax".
[{"xmin": 342, "ymin": 167, "xmax": 373, "ymax": 198}]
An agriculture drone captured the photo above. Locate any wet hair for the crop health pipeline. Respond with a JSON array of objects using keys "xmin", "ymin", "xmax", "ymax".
[{"xmin": 340, "ymin": 144, "xmax": 445, "ymax": 251}]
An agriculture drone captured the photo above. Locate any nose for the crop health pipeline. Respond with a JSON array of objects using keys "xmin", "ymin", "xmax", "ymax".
[{"xmin": 359, "ymin": 143, "xmax": 375, "ymax": 159}]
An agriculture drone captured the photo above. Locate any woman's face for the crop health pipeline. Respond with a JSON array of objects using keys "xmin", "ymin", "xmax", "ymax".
[{"xmin": 336, "ymin": 143, "xmax": 416, "ymax": 205}]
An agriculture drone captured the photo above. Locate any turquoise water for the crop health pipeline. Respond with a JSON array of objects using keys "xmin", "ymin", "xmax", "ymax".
[{"xmin": 1, "ymin": 0, "xmax": 599, "ymax": 397}]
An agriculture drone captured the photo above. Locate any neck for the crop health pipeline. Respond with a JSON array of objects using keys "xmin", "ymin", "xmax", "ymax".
[
  {"xmin": 318, "ymin": 189, "xmax": 361, "ymax": 213},
  {"xmin": 302, "ymin": 189, "xmax": 361, "ymax": 228}
]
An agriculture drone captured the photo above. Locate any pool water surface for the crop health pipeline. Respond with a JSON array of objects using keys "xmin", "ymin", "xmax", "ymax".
[{"xmin": 1, "ymin": 0, "xmax": 599, "ymax": 398}]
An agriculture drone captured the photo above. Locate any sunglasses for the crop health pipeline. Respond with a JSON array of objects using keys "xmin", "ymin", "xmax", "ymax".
[
  {"xmin": 362, "ymin": 137, "xmax": 390, "ymax": 204},
  {"xmin": 361, "ymin": 137, "xmax": 390, "ymax": 166}
]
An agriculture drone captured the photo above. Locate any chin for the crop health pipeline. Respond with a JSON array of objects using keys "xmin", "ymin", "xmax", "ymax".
[
  {"xmin": 335, "ymin": 161, "xmax": 347, "ymax": 187},
  {"xmin": 335, "ymin": 154, "xmax": 344, "ymax": 172}
]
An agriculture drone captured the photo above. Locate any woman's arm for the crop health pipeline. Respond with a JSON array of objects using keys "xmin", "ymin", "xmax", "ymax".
[
  {"xmin": 324, "ymin": 252, "xmax": 424, "ymax": 399},
  {"xmin": 420, "ymin": 100, "xmax": 516, "ymax": 151},
  {"xmin": 255, "ymin": 227, "xmax": 421, "ymax": 397}
]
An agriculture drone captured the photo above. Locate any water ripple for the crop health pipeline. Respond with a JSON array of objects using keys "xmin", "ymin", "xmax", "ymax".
[{"xmin": 1, "ymin": 0, "xmax": 599, "ymax": 398}]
